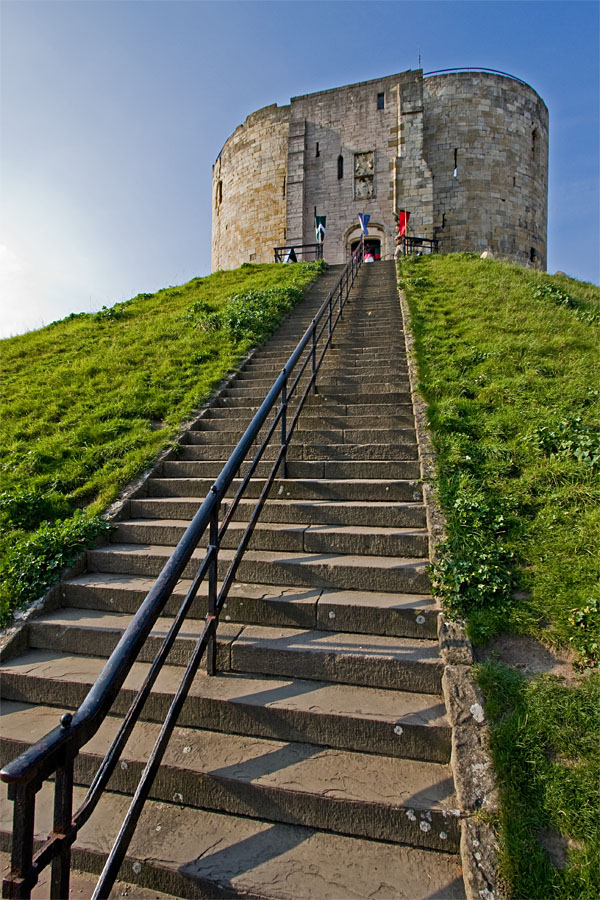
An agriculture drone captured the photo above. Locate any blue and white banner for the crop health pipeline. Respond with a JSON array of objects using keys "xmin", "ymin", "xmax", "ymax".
[
  {"xmin": 358, "ymin": 213, "xmax": 370, "ymax": 235},
  {"xmin": 315, "ymin": 216, "xmax": 327, "ymax": 243}
]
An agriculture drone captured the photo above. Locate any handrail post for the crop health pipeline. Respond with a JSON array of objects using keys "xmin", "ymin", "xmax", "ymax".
[
  {"xmin": 206, "ymin": 496, "xmax": 219, "ymax": 676},
  {"xmin": 5, "ymin": 782, "xmax": 36, "ymax": 899},
  {"xmin": 328, "ymin": 294, "xmax": 333, "ymax": 340},
  {"xmin": 50, "ymin": 753, "xmax": 74, "ymax": 900},
  {"xmin": 280, "ymin": 371, "xmax": 288, "ymax": 478},
  {"xmin": 311, "ymin": 321, "xmax": 317, "ymax": 394}
]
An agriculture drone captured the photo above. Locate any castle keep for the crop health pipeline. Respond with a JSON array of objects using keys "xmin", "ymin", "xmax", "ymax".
[{"xmin": 212, "ymin": 68, "xmax": 548, "ymax": 270}]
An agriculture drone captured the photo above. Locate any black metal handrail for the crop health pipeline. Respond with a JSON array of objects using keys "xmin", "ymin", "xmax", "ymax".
[
  {"xmin": 274, "ymin": 243, "xmax": 324, "ymax": 263},
  {"xmin": 397, "ymin": 236, "xmax": 439, "ymax": 256},
  {"xmin": 0, "ymin": 238, "xmax": 365, "ymax": 900}
]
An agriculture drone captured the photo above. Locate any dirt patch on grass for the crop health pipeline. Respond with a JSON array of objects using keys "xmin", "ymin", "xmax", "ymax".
[
  {"xmin": 537, "ymin": 829, "xmax": 583, "ymax": 870},
  {"xmin": 476, "ymin": 634, "xmax": 579, "ymax": 683}
]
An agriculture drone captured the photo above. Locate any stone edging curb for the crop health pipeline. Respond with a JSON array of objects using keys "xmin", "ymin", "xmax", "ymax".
[{"xmin": 396, "ymin": 275, "xmax": 504, "ymax": 900}]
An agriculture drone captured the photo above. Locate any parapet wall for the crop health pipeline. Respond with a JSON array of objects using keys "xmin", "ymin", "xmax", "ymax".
[{"xmin": 211, "ymin": 69, "xmax": 548, "ymax": 271}]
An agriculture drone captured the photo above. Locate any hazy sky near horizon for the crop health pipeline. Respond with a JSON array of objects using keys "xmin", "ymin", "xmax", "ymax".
[{"xmin": 1, "ymin": 0, "xmax": 598, "ymax": 338}]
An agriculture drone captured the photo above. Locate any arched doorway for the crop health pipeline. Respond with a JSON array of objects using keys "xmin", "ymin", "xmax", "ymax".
[
  {"xmin": 345, "ymin": 221, "xmax": 386, "ymax": 261},
  {"xmin": 350, "ymin": 237, "xmax": 381, "ymax": 261}
]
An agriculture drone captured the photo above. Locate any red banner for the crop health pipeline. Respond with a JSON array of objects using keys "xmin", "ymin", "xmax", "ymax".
[{"xmin": 398, "ymin": 210, "xmax": 410, "ymax": 236}]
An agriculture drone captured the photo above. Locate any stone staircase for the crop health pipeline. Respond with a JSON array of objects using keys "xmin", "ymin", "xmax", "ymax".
[{"xmin": 0, "ymin": 261, "xmax": 465, "ymax": 899}]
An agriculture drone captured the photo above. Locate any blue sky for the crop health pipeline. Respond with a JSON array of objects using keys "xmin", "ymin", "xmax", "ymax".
[{"xmin": 1, "ymin": 0, "xmax": 598, "ymax": 337}]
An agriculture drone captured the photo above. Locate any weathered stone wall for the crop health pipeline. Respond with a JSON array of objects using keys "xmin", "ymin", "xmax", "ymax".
[
  {"xmin": 211, "ymin": 104, "xmax": 290, "ymax": 271},
  {"xmin": 423, "ymin": 72, "xmax": 548, "ymax": 267},
  {"xmin": 211, "ymin": 70, "xmax": 548, "ymax": 271},
  {"xmin": 395, "ymin": 76, "xmax": 434, "ymax": 241},
  {"xmin": 287, "ymin": 71, "xmax": 422, "ymax": 263}
]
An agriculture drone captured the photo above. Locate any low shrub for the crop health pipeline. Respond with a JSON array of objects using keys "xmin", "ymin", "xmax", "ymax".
[
  {"xmin": 0, "ymin": 487, "xmax": 71, "ymax": 530},
  {"xmin": 0, "ymin": 513, "xmax": 112, "ymax": 622}
]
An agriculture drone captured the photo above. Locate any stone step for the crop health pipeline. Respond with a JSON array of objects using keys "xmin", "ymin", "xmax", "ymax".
[
  {"xmin": 314, "ymin": 392, "xmax": 413, "ymax": 406},
  {"xmin": 241, "ymin": 359, "xmax": 407, "ymax": 375},
  {"xmin": 223, "ymin": 386, "xmax": 411, "ymax": 403},
  {"xmin": 321, "ymin": 345, "xmax": 406, "ymax": 355},
  {"xmin": 88, "ymin": 545, "xmax": 431, "ymax": 595},
  {"xmin": 172, "ymin": 443, "xmax": 418, "ymax": 461},
  {"xmin": 194, "ymin": 411, "xmax": 415, "ymax": 431},
  {"xmin": 316, "ymin": 381, "xmax": 411, "ymax": 395},
  {"xmin": 0, "ymin": 849, "xmax": 167, "ymax": 900},
  {"xmin": 60, "ymin": 574, "xmax": 438, "ymax": 638},
  {"xmin": 112, "ymin": 519, "xmax": 430, "ymax": 559},
  {"xmin": 0, "ymin": 781, "xmax": 464, "ymax": 899},
  {"xmin": 0, "ymin": 701, "xmax": 460, "ymax": 851},
  {"xmin": 0, "ymin": 650, "xmax": 450, "ymax": 761},
  {"xmin": 147, "ymin": 476, "xmax": 423, "ymax": 501},
  {"xmin": 209, "ymin": 398, "xmax": 413, "ymax": 416},
  {"xmin": 183, "ymin": 426, "xmax": 417, "ymax": 445},
  {"xmin": 234, "ymin": 369, "xmax": 409, "ymax": 385},
  {"xmin": 25, "ymin": 611, "xmax": 442, "ymax": 693},
  {"xmin": 160, "ymin": 459, "xmax": 421, "ymax": 479},
  {"xmin": 131, "ymin": 497, "xmax": 427, "ymax": 528}
]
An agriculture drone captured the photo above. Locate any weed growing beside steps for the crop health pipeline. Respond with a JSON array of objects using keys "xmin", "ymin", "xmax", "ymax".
[
  {"xmin": 0, "ymin": 261, "xmax": 324, "ymax": 624},
  {"xmin": 399, "ymin": 253, "xmax": 599, "ymax": 898}
]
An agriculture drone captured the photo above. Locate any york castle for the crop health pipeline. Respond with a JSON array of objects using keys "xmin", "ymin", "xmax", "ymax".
[{"xmin": 211, "ymin": 68, "xmax": 548, "ymax": 270}]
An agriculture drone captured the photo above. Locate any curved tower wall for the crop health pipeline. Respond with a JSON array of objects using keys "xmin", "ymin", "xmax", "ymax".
[
  {"xmin": 423, "ymin": 72, "xmax": 548, "ymax": 267},
  {"xmin": 211, "ymin": 70, "xmax": 548, "ymax": 271},
  {"xmin": 212, "ymin": 104, "xmax": 290, "ymax": 271}
]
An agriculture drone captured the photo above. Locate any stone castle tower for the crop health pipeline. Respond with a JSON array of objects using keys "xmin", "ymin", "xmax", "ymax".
[{"xmin": 211, "ymin": 68, "xmax": 548, "ymax": 270}]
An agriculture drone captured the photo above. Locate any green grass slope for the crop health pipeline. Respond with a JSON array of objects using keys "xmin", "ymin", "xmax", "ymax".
[
  {"xmin": 399, "ymin": 253, "xmax": 599, "ymax": 899},
  {"xmin": 0, "ymin": 260, "xmax": 324, "ymax": 622}
]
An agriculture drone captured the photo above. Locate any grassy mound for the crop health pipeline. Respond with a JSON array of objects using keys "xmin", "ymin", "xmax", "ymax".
[
  {"xmin": 399, "ymin": 253, "xmax": 599, "ymax": 898},
  {"xmin": 0, "ymin": 260, "xmax": 325, "ymax": 622}
]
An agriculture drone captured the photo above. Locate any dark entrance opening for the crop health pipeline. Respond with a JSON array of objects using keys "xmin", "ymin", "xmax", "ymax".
[{"xmin": 351, "ymin": 238, "xmax": 381, "ymax": 260}]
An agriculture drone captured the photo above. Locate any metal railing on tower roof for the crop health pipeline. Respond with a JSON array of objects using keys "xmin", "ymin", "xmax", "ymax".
[{"xmin": 423, "ymin": 67, "xmax": 535, "ymax": 90}]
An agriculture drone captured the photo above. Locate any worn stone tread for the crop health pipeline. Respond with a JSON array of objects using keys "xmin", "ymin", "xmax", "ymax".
[
  {"xmin": 60, "ymin": 573, "xmax": 438, "ymax": 638},
  {"xmin": 131, "ymin": 497, "xmax": 426, "ymax": 528},
  {"xmin": 147, "ymin": 477, "xmax": 422, "ymax": 501},
  {"xmin": 0, "ymin": 701, "xmax": 460, "ymax": 850},
  {"xmin": 0, "ymin": 783, "xmax": 465, "ymax": 899},
  {"xmin": 26, "ymin": 611, "xmax": 442, "ymax": 692},
  {"xmin": 160, "ymin": 460, "xmax": 422, "ymax": 479},
  {"xmin": 0, "ymin": 650, "xmax": 451, "ymax": 761},
  {"xmin": 0, "ymin": 850, "xmax": 173, "ymax": 900},
  {"xmin": 87, "ymin": 544, "xmax": 431, "ymax": 593},
  {"xmin": 112, "ymin": 519, "xmax": 429, "ymax": 558}
]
